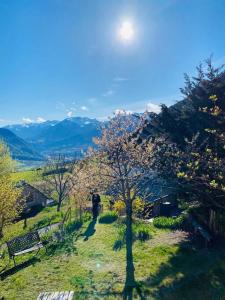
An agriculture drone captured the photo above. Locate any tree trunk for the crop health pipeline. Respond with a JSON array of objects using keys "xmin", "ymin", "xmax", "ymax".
[
  {"xmin": 79, "ymin": 205, "xmax": 82, "ymax": 222},
  {"xmin": 0, "ymin": 224, "xmax": 3, "ymax": 239},
  {"xmin": 57, "ymin": 199, "xmax": 62, "ymax": 212},
  {"xmin": 124, "ymin": 197, "xmax": 136, "ymax": 297},
  {"xmin": 23, "ymin": 217, "xmax": 27, "ymax": 229}
]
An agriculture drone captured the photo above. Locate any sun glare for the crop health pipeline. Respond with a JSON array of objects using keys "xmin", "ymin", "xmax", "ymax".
[{"xmin": 118, "ymin": 21, "xmax": 135, "ymax": 43}]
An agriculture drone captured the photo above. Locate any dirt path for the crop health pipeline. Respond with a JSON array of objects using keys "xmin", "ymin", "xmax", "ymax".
[{"xmin": 147, "ymin": 230, "xmax": 191, "ymax": 248}]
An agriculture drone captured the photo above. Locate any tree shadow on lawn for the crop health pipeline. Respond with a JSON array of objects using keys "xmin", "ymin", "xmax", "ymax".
[
  {"xmin": 83, "ymin": 219, "xmax": 97, "ymax": 241},
  {"xmin": 138, "ymin": 239, "xmax": 225, "ymax": 300},
  {"xmin": 113, "ymin": 233, "xmax": 225, "ymax": 299},
  {"xmin": 0, "ymin": 257, "xmax": 40, "ymax": 280},
  {"xmin": 44, "ymin": 220, "xmax": 82, "ymax": 257},
  {"xmin": 45, "ymin": 233, "xmax": 78, "ymax": 257}
]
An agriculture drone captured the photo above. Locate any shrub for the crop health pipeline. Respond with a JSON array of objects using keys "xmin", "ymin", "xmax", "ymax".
[
  {"xmin": 113, "ymin": 224, "xmax": 126, "ymax": 250},
  {"xmin": 113, "ymin": 200, "xmax": 125, "ymax": 215},
  {"xmin": 41, "ymin": 230, "xmax": 56, "ymax": 246},
  {"xmin": 133, "ymin": 223, "xmax": 152, "ymax": 242},
  {"xmin": 153, "ymin": 216, "xmax": 184, "ymax": 230},
  {"xmin": 133, "ymin": 197, "xmax": 145, "ymax": 217},
  {"xmin": 99, "ymin": 211, "xmax": 118, "ymax": 224},
  {"xmin": 113, "ymin": 221, "xmax": 151, "ymax": 251}
]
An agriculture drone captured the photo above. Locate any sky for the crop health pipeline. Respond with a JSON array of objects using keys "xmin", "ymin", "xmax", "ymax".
[{"xmin": 1, "ymin": 0, "xmax": 225, "ymax": 125}]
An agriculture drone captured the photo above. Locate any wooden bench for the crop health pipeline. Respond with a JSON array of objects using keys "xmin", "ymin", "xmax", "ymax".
[{"xmin": 6, "ymin": 231, "xmax": 44, "ymax": 265}]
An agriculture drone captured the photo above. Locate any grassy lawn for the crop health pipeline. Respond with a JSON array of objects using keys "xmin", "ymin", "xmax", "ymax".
[
  {"xmin": 1, "ymin": 209, "xmax": 225, "ymax": 300},
  {"xmin": 0, "ymin": 204, "xmax": 69, "ymax": 244},
  {"xmin": 11, "ymin": 169, "xmax": 42, "ymax": 184}
]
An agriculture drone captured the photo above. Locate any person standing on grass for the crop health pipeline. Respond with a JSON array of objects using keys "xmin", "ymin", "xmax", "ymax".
[{"xmin": 91, "ymin": 190, "xmax": 101, "ymax": 219}]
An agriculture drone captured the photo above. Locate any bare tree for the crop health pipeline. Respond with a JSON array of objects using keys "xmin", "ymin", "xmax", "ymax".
[
  {"xmin": 87, "ymin": 113, "xmax": 153, "ymax": 297},
  {"xmin": 42, "ymin": 155, "xmax": 76, "ymax": 212}
]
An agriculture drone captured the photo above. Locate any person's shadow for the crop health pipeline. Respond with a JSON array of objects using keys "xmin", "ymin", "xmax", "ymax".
[{"xmin": 83, "ymin": 219, "xmax": 97, "ymax": 241}]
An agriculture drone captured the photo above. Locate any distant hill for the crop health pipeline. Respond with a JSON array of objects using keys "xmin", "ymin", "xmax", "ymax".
[
  {"xmin": 5, "ymin": 120, "xmax": 58, "ymax": 140},
  {"xmin": 30, "ymin": 117, "xmax": 101, "ymax": 156},
  {"xmin": 0, "ymin": 128, "xmax": 43, "ymax": 161},
  {"xmin": 2, "ymin": 116, "xmax": 142, "ymax": 163},
  {"xmin": 4, "ymin": 117, "xmax": 102, "ymax": 159}
]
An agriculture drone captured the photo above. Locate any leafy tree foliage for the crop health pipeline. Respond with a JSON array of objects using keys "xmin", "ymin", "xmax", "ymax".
[
  {"xmin": 143, "ymin": 59, "xmax": 225, "ymax": 211},
  {"xmin": 0, "ymin": 142, "xmax": 21, "ymax": 238}
]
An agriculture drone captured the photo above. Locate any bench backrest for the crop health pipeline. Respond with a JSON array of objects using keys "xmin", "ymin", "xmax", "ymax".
[{"xmin": 7, "ymin": 231, "xmax": 40, "ymax": 257}]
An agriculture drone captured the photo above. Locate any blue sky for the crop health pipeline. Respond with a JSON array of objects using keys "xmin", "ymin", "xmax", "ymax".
[{"xmin": 1, "ymin": 0, "xmax": 225, "ymax": 125}]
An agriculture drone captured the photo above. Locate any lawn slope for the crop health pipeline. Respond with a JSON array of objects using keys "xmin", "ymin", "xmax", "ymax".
[{"xmin": 1, "ymin": 215, "xmax": 225, "ymax": 300}]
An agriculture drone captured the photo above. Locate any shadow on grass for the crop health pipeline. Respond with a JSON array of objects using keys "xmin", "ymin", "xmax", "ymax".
[
  {"xmin": 45, "ymin": 230, "xmax": 78, "ymax": 257},
  {"xmin": 137, "ymin": 238, "xmax": 225, "ymax": 300},
  {"xmin": 113, "ymin": 232, "xmax": 225, "ymax": 299},
  {"xmin": 121, "ymin": 284, "xmax": 147, "ymax": 300},
  {"xmin": 113, "ymin": 228, "xmax": 151, "ymax": 252},
  {"xmin": 70, "ymin": 276, "xmax": 146, "ymax": 299},
  {"xmin": 44, "ymin": 220, "xmax": 82, "ymax": 257},
  {"xmin": 83, "ymin": 219, "xmax": 97, "ymax": 241},
  {"xmin": 71, "ymin": 290, "xmax": 146, "ymax": 300},
  {"xmin": 98, "ymin": 212, "xmax": 118, "ymax": 224},
  {"xmin": 0, "ymin": 257, "xmax": 40, "ymax": 280},
  {"xmin": 113, "ymin": 239, "xmax": 124, "ymax": 251}
]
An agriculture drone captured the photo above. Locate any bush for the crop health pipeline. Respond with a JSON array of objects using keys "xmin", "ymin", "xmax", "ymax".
[
  {"xmin": 99, "ymin": 211, "xmax": 118, "ymax": 224},
  {"xmin": 133, "ymin": 198, "xmax": 145, "ymax": 217},
  {"xmin": 113, "ymin": 200, "xmax": 125, "ymax": 215},
  {"xmin": 113, "ymin": 222, "xmax": 151, "ymax": 251},
  {"xmin": 153, "ymin": 216, "xmax": 184, "ymax": 230},
  {"xmin": 133, "ymin": 223, "xmax": 151, "ymax": 242}
]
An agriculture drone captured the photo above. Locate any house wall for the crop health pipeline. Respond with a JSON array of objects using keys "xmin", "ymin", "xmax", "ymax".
[{"xmin": 22, "ymin": 184, "xmax": 47, "ymax": 210}]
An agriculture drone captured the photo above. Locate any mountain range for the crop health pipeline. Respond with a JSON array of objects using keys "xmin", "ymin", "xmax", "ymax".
[
  {"xmin": 1, "ymin": 117, "xmax": 102, "ymax": 165},
  {"xmin": 0, "ymin": 128, "xmax": 43, "ymax": 161}
]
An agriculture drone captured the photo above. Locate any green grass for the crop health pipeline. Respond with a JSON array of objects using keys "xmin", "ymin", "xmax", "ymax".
[
  {"xmin": 113, "ymin": 220, "xmax": 155, "ymax": 250},
  {"xmin": 153, "ymin": 216, "xmax": 184, "ymax": 230},
  {"xmin": 133, "ymin": 222, "xmax": 152, "ymax": 242},
  {"xmin": 0, "ymin": 204, "xmax": 70, "ymax": 244},
  {"xmin": 1, "ymin": 210, "xmax": 225, "ymax": 299},
  {"xmin": 11, "ymin": 169, "xmax": 42, "ymax": 183}
]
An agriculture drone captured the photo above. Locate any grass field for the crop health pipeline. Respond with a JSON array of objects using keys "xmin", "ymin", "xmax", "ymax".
[
  {"xmin": 0, "ymin": 178, "xmax": 224, "ymax": 300},
  {"xmin": 1, "ymin": 207, "xmax": 225, "ymax": 300},
  {"xmin": 0, "ymin": 204, "xmax": 68, "ymax": 244},
  {"xmin": 11, "ymin": 169, "xmax": 42, "ymax": 183}
]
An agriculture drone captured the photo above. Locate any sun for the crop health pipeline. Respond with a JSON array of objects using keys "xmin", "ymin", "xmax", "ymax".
[{"xmin": 118, "ymin": 21, "xmax": 135, "ymax": 42}]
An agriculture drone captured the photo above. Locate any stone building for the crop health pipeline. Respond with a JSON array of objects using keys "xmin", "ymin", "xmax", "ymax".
[{"xmin": 17, "ymin": 181, "xmax": 48, "ymax": 211}]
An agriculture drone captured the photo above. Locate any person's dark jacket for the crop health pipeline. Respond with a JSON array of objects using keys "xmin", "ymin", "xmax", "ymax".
[{"xmin": 92, "ymin": 194, "xmax": 101, "ymax": 206}]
